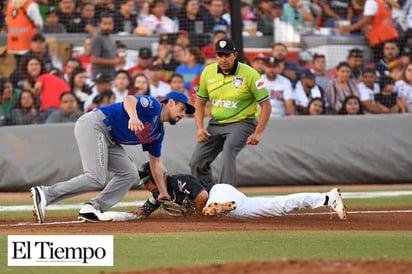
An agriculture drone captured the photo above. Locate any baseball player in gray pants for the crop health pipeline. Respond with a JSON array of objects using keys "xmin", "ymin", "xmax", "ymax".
[{"xmin": 30, "ymin": 92, "xmax": 195, "ymax": 223}]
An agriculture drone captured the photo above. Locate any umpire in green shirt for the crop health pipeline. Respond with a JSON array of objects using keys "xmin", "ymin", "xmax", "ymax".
[{"xmin": 189, "ymin": 38, "xmax": 272, "ymax": 190}]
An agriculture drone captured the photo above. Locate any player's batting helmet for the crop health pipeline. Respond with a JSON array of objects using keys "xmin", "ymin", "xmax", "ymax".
[{"xmin": 137, "ymin": 162, "xmax": 167, "ymax": 187}]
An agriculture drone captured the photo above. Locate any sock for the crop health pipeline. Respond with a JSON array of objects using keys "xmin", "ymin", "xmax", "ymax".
[{"xmin": 324, "ymin": 195, "xmax": 329, "ymax": 206}]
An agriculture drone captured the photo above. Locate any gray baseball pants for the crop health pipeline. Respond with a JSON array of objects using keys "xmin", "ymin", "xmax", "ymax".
[
  {"xmin": 41, "ymin": 110, "xmax": 138, "ymax": 212},
  {"xmin": 189, "ymin": 118, "xmax": 257, "ymax": 189}
]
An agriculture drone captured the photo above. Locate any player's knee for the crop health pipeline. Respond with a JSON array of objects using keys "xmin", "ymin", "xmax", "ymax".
[
  {"xmin": 189, "ymin": 156, "xmax": 199, "ymax": 170},
  {"xmin": 85, "ymin": 173, "xmax": 106, "ymax": 187},
  {"xmin": 125, "ymin": 166, "xmax": 139, "ymax": 182},
  {"xmin": 284, "ymin": 200, "xmax": 300, "ymax": 212},
  {"xmin": 222, "ymin": 144, "xmax": 243, "ymax": 157}
]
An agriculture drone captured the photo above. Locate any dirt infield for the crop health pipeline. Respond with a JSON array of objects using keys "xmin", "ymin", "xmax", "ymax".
[
  {"xmin": 2, "ymin": 184, "xmax": 412, "ymax": 233},
  {"xmin": 1, "ymin": 186, "xmax": 411, "ymax": 273},
  {"xmin": 1, "ymin": 208, "xmax": 412, "ymax": 234}
]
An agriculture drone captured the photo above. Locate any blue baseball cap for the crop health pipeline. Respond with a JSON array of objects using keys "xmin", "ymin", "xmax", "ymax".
[
  {"xmin": 301, "ymin": 68, "xmax": 316, "ymax": 79},
  {"xmin": 162, "ymin": 91, "xmax": 195, "ymax": 114}
]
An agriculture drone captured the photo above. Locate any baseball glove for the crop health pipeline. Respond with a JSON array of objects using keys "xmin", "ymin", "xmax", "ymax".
[{"xmin": 159, "ymin": 200, "xmax": 188, "ymax": 217}]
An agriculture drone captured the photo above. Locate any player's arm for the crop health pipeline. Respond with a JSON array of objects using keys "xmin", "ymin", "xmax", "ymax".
[
  {"xmin": 247, "ymin": 99, "xmax": 271, "ymax": 144},
  {"xmin": 247, "ymin": 72, "xmax": 272, "ymax": 145},
  {"xmin": 195, "ymin": 71, "xmax": 211, "ymax": 142},
  {"xmin": 194, "ymin": 98, "xmax": 210, "ymax": 142},
  {"xmin": 148, "ymin": 155, "xmax": 171, "ymax": 201},
  {"xmin": 193, "ymin": 190, "xmax": 208, "ymax": 212},
  {"xmin": 130, "ymin": 196, "xmax": 160, "ymax": 218},
  {"xmin": 194, "ymin": 98, "xmax": 207, "ymax": 129},
  {"xmin": 124, "ymin": 95, "xmax": 144, "ymax": 135}
]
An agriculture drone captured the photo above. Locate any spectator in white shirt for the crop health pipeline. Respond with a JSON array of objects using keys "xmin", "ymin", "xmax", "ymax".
[
  {"xmin": 357, "ymin": 67, "xmax": 383, "ymax": 113},
  {"xmin": 295, "ymin": 68, "xmax": 324, "ymax": 114},
  {"xmin": 115, "ymin": 42, "xmax": 136, "ymax": 71},
  {"xmin": 148, "ymin": 60, "xmax": 171, "ymax": 100},
  {"xmin": 112, "ymin": 70, "xmax": 130, "ymax": 103},
  {"xmin": 262, "ymin": 57, "xmax": 296, "ymax": 116},
  {"xmin": 83, "ymin": 73, "xmax": 113, "ymax": 112},
  {"xmin": 141, "ymin": 0, "xmax": 176, "ymax": 35}
]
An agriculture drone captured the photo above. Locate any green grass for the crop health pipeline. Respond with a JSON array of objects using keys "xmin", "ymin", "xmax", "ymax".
[
  {"xmin": 0, "ymin": 231, "xmax": 411, "ymax": 274},
  {"xmin": 345, "ymin": 196, "xmax": 412, "ymax": 208}
]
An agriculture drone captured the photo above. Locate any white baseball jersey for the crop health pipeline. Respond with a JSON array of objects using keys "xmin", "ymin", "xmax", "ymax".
[{"xmin": 206, "ymin": 184, "xmax": 326, "ymax": 218}]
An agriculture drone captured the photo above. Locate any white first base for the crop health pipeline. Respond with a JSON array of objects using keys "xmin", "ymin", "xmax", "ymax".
[{"xmin": 101, "ymin": 211, "xmax": 142, "ymax": 222}]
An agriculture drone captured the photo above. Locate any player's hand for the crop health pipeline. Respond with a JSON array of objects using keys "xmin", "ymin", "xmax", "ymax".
[
  {"xmin": 246, "ymin": 132, "xmax": 261, "ymax": 145},
  {"xmin": 128, "ymin": 207, "xmax": 146, "ymax": 217},
  {"xmin": 128, "ymin": 117, "xmax": 144, "ymax": 135},
  {"xmin": 157, "ymin": 193, "xmax": 171, "ymax": 201},
  {"xmin": 197, "ymin": 128, "xmax": 211, "ymax": 143}
]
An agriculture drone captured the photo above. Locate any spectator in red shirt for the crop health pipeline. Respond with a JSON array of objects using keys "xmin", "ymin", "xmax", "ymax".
[
  {"xmin": 127, "ymin": 47, "xmax": 153, "ymax": 79},
  {"xmin": 76, "ymin": 35, "xmax": 93, "ymax": 78},
  {"xmin": 33, "ymin": 67, "xmax": 71, "ymax": 117}
]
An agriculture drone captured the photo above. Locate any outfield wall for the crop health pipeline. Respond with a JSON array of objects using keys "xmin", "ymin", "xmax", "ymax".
[{"xmin": 1, "ymin": 115, "xmax": 411, "ymax": 191}]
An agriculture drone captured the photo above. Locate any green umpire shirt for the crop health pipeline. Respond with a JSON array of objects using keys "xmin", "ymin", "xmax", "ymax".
[{"xmin": 197, "ymin": 61, "xmax": 269, "ymax": 124}]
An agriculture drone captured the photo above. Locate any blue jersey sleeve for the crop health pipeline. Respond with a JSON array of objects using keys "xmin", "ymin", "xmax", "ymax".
[{"xmin": 142, "ymin": 130, "xmax": 164, "ymax": 157}]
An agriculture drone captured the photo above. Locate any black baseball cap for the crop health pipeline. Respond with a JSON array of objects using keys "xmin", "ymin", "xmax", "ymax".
[
  {"xmin": 93, "ymin": 73, "xmax": 113, "ymax": 83},
  {"xmin": 32, "ymin": 33, "xmax": 45, "ymax": 42},
  {"xmin": 161, "ymin": 91, "xmax": 195, "ymax": 114},
  {"xmin": 348, "ymin": 48, "xmax": 363, "ymax": 58},
  {"xmin": 215, "ymin": 38, "xmax": 237, "ymax": 54},
  {"xmin": 265, "ymin": 57, "xmax": 282, "ymax": 67},
  {"xmin": 139, "ymin": 47, "xmax": 152, "ymax": 59}
]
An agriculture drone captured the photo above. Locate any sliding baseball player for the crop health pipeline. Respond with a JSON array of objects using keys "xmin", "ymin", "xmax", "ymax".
[{"xmin": 103, "ymin": 162, "xmax": 347, "ymax": 221}]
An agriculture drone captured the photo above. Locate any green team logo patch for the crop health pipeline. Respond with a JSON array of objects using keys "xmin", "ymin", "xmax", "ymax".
[{"xmin": 232, "ymin": 77, "xmax": 244, "ymax": 89}]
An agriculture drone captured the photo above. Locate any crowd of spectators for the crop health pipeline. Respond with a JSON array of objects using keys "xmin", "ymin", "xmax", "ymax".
[{"xmin": 1, "ymin": 0, "xmax": 412, "ymax": 127}]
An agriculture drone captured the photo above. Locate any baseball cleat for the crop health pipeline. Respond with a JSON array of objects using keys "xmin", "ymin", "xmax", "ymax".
[
  {"xmin": 78, "ymin": 203, "xmax": 113, "ymax": 222},
  {"xmin": 30, "ymin": 186, "xmax": 47, "ymax": 224},
  {"xmin": 202, "ymin": 201, "xmax": 237, "ymax": 216},
  {"xmin": 326, "ymin": 188, "xmax": 347, "ymax": 220}
]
